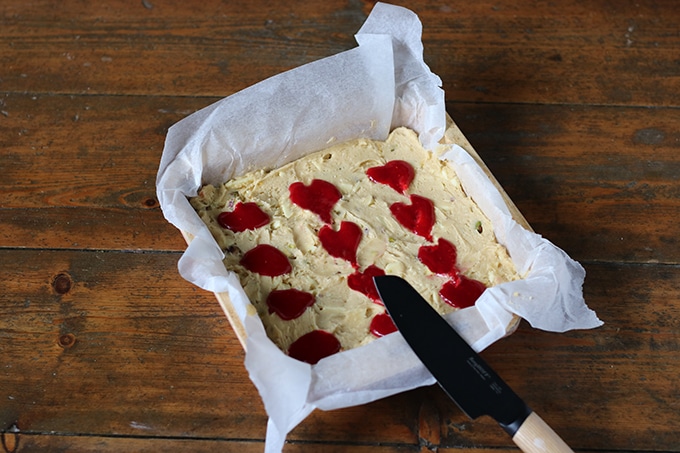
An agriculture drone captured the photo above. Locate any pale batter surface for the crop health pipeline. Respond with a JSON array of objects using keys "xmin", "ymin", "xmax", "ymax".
[{"xmin": 190, "ymin": 127, "xmax": 519, "ymax": 354}]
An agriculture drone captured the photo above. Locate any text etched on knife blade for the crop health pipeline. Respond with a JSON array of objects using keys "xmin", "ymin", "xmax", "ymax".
[{"xmin": 466, "ymin": 357, "xmax": 502, "ymax": 395}]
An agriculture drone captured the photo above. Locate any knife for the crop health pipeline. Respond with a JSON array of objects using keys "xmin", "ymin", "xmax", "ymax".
[{"xmin": 374, "ymin": 275, "xmax": 574, "ymax": 453}]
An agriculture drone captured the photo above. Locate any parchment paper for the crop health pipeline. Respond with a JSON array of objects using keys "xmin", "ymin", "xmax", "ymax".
[{"xmin": 156, "ymin": 3, "xmax": 602, "ymax": 452}]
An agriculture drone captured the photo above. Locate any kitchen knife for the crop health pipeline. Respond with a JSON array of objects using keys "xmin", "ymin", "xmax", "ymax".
[{"xmin": 374, "ymin": 275, "xmax": 574, "ymax": 453}]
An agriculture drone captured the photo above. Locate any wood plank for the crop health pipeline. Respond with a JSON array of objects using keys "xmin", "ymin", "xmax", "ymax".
[
  {"xmin": 10, "ymin": 433, "xmax": 616, "ymax": 453},
  {"xmin": 0, "ymin": 1, "xmax": 362, "ymax": 98},
  {"xmin": 448, "ymin": 102, "xmax": 680, "ymax": 265},
  {"xmin": 0, "ymin": 432, "xmax": 427, "ymax": 453},
  {"xmin": 0, "ymin": 206, "xmax": 185, "ymax": 252},
  {"xmin": 0, "ymin": 92, "xmax": 203, "ymax": 252},
  {"xmin": 437, "ymin": 262, "xmax": 680, "ymax": 451},
  {"xmin": 421, "ymin": 0, "xmax": 680, "ymax": 107},
  {"xmin": 0, "ymin": 93, "xmax": 202, "ymax": 210},
  {"xmin": 2, "ymin": 93, "xmax": 677, "ymax": 264},
  {"xmin": 0, "ymin": 249, "xmax": 263, "ymax": 439},
  {"xmin": 1, "ymin": 249, "xmax": 677, "ymax": 450},
  {"xmin": 0, "ymin": 249, "xmax": 420, "ymax": 446},
  {"xmin": 1, "ymin": 433, "xmax": 268, "ymax": 453},
  {"xmin": 1, "ymin": 0, "xmax": 678, "ymax": 106},
  {"xmin": 0, "ymin": 431, "xmax": 630, "ymax": 453}
]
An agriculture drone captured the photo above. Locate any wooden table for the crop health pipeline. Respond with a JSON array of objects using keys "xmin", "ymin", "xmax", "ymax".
[{"xmin": 2, "ymin": 1, "xmax": 678, "ymax": 451}]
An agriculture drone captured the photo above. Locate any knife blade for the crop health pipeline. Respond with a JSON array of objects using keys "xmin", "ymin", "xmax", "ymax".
[{"xmin": 374, "ymin": 275, "xmax": 574, "ymax": 453}]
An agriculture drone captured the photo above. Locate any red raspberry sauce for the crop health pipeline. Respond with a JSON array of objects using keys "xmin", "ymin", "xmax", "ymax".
[
  {"xmin": 217, "ymin": 202, "xmax": 270, "ymax": 232},
  {"xmin": 319, "ymin": 221, "xmax": 362, "ymax": 268},
  {"xmin": 366, "ymin": 160, "xmax": 415, "ymax": 194},
  {"xmin": 369, "ymin": 312, "xmax": 398, "ymax": 337},
  {"xmin": 266, "ymin": 289, "xmax": 316, "ymax": 320},
  {"xmin": 347, "ymin": 264, "xmax": 385, "ymax": 303},
  {"xmin": 289, "ymin": 179, "xmax": 341, "ymax": 224},
  {"xmin": 418, "ymin": 238, "xmax": 458, "ymax": 276},
  {"xmin": 240, "ymin": 244, "xmax": 291, "ymax": 277},
  {"xmin": 419, "ymin": 238, "xmax": 487, "ymax": 308},
  {"xmin": 288, "ymin": 330, "xmax": 341, "ymax": 365},
  {"xmin": 390, "ymin": 194, "xmax": 435, "ymax": 241},
  {"xmin": 439, "ymin": 275, "xmax": 487, "ymax": 309}
]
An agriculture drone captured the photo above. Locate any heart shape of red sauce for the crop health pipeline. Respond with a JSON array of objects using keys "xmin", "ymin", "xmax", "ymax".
[
  {"xmin": 240, "ymin": 244, "xmax": 292, "ymax": 277},
  {"xmin": 418, "ymin": 238, "xmax": 458, "ymax": 276},
  {"xmin": 366, "ymin": 160, "xmax": 415, "ymax": 194},
  {"xmin": 288, "ymin": 330, "xmax": 341, "ymax": 365},
  {"xmin": 217, "ymin": 202, "xmax": 270, "ymax": 232},
  {"xmin": 390, "ymin": 194, "xmax": 435, "ymax": 241},
  {"xmin": 266, "ymin": 288, "xmax": 316, "ymax": 320},
  {"xmin": 439, "ymin": 274, "xmax": 486, "ymax": 309},
  {"xmin": 289, "ymin": 179, "xmax": 341, "ymax": 224},
  {"xmin": 347, "ymin": 264, "xmax": 385, "ymax": 302},
  {"xmin": 318, "ymin": 221, "xmax": 362, "ymax": 267},
  {"xmin": 369, "ymin": 312, "xmax": 398, "ymax": 337}
]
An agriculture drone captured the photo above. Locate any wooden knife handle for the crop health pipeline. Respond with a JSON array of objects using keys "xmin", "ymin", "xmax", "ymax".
[{"xmin": 512, "ymin": 412, "xmax": 574, "ymax": 453}]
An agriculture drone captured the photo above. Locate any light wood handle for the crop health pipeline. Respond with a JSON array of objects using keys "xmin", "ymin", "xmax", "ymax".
[{"xmin": 512, "ymin": 412, "xmax": 574, "ymax": 453}]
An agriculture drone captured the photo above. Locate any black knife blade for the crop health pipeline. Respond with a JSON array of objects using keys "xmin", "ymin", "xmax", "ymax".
[{"xmin": 374, "ymin": 275, "xmax": 573, "ymax": 453}]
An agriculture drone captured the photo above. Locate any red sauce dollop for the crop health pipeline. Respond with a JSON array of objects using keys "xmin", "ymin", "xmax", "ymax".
[
  {"xmin": 347, "ymin": 264, "xmax": 385, "ymax": 303},
  {"xmin": 319, "ymin": 221, "xmax": 362, "ymax": 267},
  {"xmin": 366, "ymin": 160, "xmax": 415, "ymax": 194},
  {"xmin": 390, "ymin": 194, "xmax": 435, "ymax": 241},
  {"xmin": 266, "ymin": 289, "xmax": 316, "ymax": 320},
  {"xmin": 369, "ymin": 312, "xmax": 398, "ymax": 337},
  {"xmin": 289, "ymin": 179, "xmax": 341, "ymax": 224},
  {"xmin": 288, "ymin": 330, "xmax": 341, "ymax": 365},
  {"xmin": 418, "ymin": 238, "xmax": 458, "ymax": 276},
  {"xmin": 439, "ymin": 275, "xmax": 487, "ymax": 309},
  {"xmin": 240, "ymin": 244, "xmax": 292, "ymax": 277},
  {"xmin": 217, "ymin": 202, "xmax": 270, "ymax": 232}
]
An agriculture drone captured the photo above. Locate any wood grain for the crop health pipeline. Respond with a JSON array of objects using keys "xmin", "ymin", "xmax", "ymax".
[
  {"xmin": 448, "ymin": 102, "xmax": 680, "ymax": 264},
  {"xmin": 1, "ymin": 1, "xmax": 678, "ymax": 106},
  {"xmin": 0, "ymin": 249, "xmax": 422, "ymax": 446},
  {"xmin": 1, "ymin": 249, "xmax": 678, "ymax": 449},
  {"xmin": 2, "ymin": 94, "xmax": 677, "ymax": 263},
  {"xmin": 1, "ymin": 0, "xmax": 679, "ymax": 451}
]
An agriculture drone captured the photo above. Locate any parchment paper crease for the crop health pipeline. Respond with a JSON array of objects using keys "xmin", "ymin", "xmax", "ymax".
[{"xmin": 156, "ymin": 3, "xmax": 602, "ymax": 452}]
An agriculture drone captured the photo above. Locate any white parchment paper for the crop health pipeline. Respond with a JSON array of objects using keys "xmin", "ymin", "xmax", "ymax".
[{"xmin": 156, "ymin": 3, "xmax": 602, "ymax": 452}]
